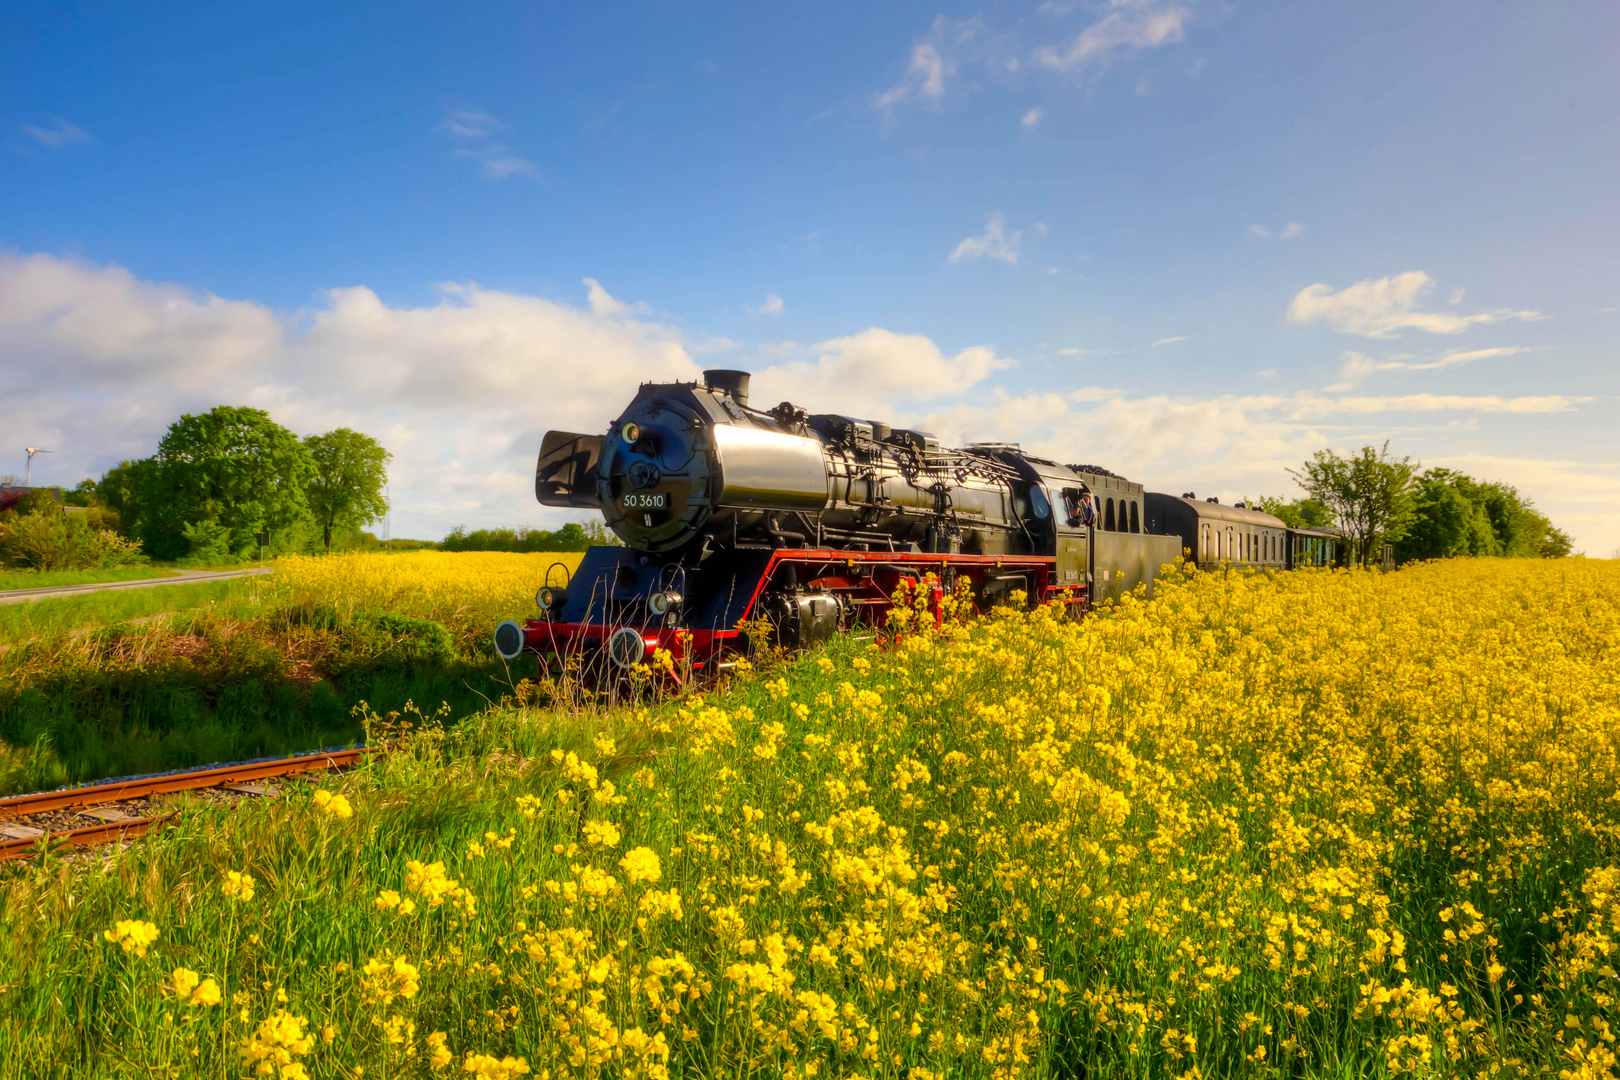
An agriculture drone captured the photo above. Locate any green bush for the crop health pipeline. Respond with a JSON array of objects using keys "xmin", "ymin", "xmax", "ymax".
[{"xmin": 0, "ymin": 506, "xmax": 148, "ymax": 572}]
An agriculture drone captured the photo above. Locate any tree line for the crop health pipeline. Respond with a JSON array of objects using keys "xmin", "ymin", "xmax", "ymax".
[
  {"xmin": 1, "ymin": 405, "xmax": 605, "ymax": 571},
  {"xmin": 1258, "ymin": 443, "xmax": 1573, "ymax": 567}
]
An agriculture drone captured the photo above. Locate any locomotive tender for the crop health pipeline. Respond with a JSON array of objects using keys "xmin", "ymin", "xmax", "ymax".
[{"xmin": 493, "ymin": 369, "xmax": 1334, "ymax": 677}]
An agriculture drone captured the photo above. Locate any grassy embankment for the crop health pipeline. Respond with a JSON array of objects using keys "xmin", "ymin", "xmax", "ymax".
[
  {"xmin": 2, "ymin": 558, "xmax": 1617, "ymax": 1078},
  {"xmin": 0, "ymin": 552, "xmax": 581, "ymax": 791}
]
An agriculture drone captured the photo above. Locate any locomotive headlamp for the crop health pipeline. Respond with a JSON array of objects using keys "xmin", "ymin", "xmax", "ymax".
[
  {"xmin": 537, "ymin": 586, "xmax": 564, "ymax": 611},
  {"xmin": 621, "ymin": 422, "xmax": 640, "ymax": 444},
  {"xmin": 648, "ymin": 589, "xmax": 683, "ymax": 616}
]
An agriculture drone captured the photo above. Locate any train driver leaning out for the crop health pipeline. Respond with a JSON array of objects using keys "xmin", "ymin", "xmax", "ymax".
[{"xmin": 1071, "ymin": 490, "xmax": 1097, "ymax": 528}]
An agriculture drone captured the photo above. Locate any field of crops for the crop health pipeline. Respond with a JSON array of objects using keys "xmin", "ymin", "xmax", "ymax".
[
  {"xmin": 3, "ymin": 557, "xmax": 1618, "ymax": 1077},
  {"xmin": 0, "ymin": 551, "xmax": 581, "ymax": 789}
]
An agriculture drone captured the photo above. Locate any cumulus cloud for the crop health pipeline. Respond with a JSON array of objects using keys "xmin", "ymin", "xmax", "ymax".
[
  {"xmin": 1250, "ymin": 222, "xmax": 1303, "ymax": 240},
  {"xmin": 752, "ymin": 329, "xmax": 1014, "ymax": 414},
  {"xmin": 1032, "ymin": 1, "xmax": 1190, "ymax": 72},
  {"xmin": 1022, "ymin": 107, "xmax": 1043, "ymax": 128},
  {"xmin": 21, "ymin": 118, "xmax": 92, "ymax": 149},
  {"xmin": 756, "ymin": 294, "xmax": 784, "ymax": 315},
  {"xmin": 1287, "ymin": 272, "xmax": 1543, "ymax": 338},
  {"xmin": 949, "ymin": 212, "xmax": 1021, "ymax": 265},
  {"xmin": 4, "ymin": 248, "xmax": 1605, "ymax": 552}
]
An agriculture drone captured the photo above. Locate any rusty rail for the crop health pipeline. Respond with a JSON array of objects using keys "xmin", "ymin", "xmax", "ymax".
[
  {"xmin": 0, "ymin": 747, "xmax": 371, "ymax": 863},
  {"xmin": 0, "ymin": 748, "xmax": 368, "ymax": 819},
  {"xmin": 0, "ymin": 814, "xmax": 173, "ymax": 861}
]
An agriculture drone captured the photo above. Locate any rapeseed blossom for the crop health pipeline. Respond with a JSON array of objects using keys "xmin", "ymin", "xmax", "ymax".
[
  {"xmin": 240, "ymin": 1010, "xmax": 315, "ymax": 1078},
  {"xmin": 221, "ymin": 870, "xmax": 256, "ymax": 902},
  {"xmin": 312, "ymin": 789, "xmax": 353, "ymax": 819},
  {"xmin": 13, "ymin": 557, "xmax": 1620, "ymax": 1077},
  {"xmin": 103, "ymin": 919, "xmax": 158, "ymax": 957}
]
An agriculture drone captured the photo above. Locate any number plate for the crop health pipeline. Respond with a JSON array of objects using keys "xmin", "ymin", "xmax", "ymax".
[{"xmin": 622, "ymin": 493, "xmax": 667, "ymax": 508}]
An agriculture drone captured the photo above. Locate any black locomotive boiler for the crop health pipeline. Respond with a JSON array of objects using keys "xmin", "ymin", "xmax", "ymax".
[{"xmin": 493, "ymin": 369, "xmax": 1333, "ymax": 677}]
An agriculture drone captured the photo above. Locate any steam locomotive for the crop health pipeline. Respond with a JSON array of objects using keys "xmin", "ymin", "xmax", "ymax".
[{"xmin": 492, "ymin": 370, "xmax": 1337, "ymax": 678}]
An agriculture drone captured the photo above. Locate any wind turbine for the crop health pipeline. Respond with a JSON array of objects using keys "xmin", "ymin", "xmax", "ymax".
[{"xmin": 24, "ymin": 447, "xmax": 53, "ymax": 486}]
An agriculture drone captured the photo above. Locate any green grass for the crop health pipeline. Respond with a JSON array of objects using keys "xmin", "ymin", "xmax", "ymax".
[
  {"xmin": 0, "ymin": 567, "xmax": 182, "ymax": 592},
  {"xmin": 0, "ymin": 578, "xmax": 266, "ymax": 644}
]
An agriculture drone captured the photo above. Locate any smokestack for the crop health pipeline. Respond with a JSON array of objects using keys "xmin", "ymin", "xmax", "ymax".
[{"xmin": 703, "ymin": 369, "xmax": 750, "ymax": 409}]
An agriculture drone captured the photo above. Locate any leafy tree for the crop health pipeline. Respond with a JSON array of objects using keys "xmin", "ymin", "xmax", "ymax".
[
  {"xmin": 1397, "ymin": 468, "xmax": 1573, "ymax": 562},
  {"xmin": 303, "ymin": 429, "xmax": 391, "ymax": 553},
  {"xmin": 1257, "ymin": 496, "xmax": 1335, "ymax": 529},
  {"xmin": 63, "ymin": 479, "xmax": 98, "ymax": 507},
  {"xmin": 1290, "ymin": 442, "xmax": 1418, "ymax": 568},
  {"xmin": 143, "ymin": 406, "xmax": 316, "ymax": 560},
  {"xmin": 95, "ymin": 459, "xmax": 156, "ymax": 538},
  {"xmin": 438, "ymin": 520, "xmax": 620, "ymax": 552}
]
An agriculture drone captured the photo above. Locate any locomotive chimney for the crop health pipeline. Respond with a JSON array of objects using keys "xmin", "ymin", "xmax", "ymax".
[{"xmin": 703, "ymin": 369, "xmax": 751, "ymax": 409}]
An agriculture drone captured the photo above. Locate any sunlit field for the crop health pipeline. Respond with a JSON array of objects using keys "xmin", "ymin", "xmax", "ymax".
[
  {"xmin": 3, "ymin": 557, "xmax": 1617, "ymax": 1077},
  {"xmin": 264, "ymin": 551, "xmax": 584, "ymax": 642},
  {"xmin": 0, "ymin": 551, "xmax": 584, "ymax": 788}
]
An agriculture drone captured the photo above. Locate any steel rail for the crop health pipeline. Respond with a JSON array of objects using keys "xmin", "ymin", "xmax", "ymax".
[
  {"xmin": 0, "ymin": 748, "xmax": 368, "ymax": 819},
  {"xmin": 0, "ymin": 814, "xmax": 173, "ymax": 862}
]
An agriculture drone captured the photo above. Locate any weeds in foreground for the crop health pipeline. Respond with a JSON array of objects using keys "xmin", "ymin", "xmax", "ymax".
[{"xmin": 1, "ymin": 559, "xmax": 1618, "ymax": 1077}]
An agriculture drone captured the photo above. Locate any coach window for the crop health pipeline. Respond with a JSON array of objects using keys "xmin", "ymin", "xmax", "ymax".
[
  {"xmin": 1201, "ymin": 524, "xmax": 1210, "ymax": 558},
  {"xmin": 1130, "ymin": 501, "xmax": 1140, "ymax": 533},
  {"xmin": 1105, "ymin": 498, "xmax": 1115, "ymax": 532}
]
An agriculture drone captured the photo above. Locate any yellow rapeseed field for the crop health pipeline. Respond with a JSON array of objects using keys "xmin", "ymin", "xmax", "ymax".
[
  {"xmin": 4, "ymin": 557, "xmax": 1619, "ymax": 1078},
  {"xmin": 265, "ymin": 550, "xmax": 585, "ymax": 631}
]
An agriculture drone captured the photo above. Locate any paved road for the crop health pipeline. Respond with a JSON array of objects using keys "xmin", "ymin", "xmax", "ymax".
[{"xmin": 0, "ymin": 567, "xmax": 272, "ymax": 605}]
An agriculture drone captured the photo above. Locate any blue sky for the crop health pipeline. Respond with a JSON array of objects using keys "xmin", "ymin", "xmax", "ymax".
[{"xmin": 4, "ymin": 0, "xmax": 1618, "ymax": 551}]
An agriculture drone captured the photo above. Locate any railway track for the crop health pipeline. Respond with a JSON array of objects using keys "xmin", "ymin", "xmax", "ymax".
[{"xmin": 0, "ymin": 747, "xmax": 368, "ymax": 863}]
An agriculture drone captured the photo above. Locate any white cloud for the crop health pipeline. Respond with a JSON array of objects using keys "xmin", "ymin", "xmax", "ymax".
[
  {"xmin": 1151, "ymin": 335, "xmax": 1190, "ymax": 346},
  {"xmin": 22, "ymin": 118, "xmax": 92, "ymax": 148},
  {"xmin": 1022, "ymin": 107, "xmax": 1043, "ymax": 128},
  {"xmin": 1325, "ymin": 345, "xmax": 1530, "ymax": 390},
  {"xmin": 440, "ymin": 107, "xmax": 540, "ymax": 181},
  {"xmin": 949, "ymin": 212, "xmax": 1021, "ymax": 265},
  {"xmin": 756, "ymin": 294, "xmax": 784, "ymax": 315},
  {"xmin": 455, "ymin": 144, "xmax": 541, "ymax": 181},
  {"xmin": 440, "ymin": 110, "xmax": 501, "ymax": 139},
  {"xmin": 1033, "ymin": 2, "xmax": 1190, "ymax": 72},
  {"xmin": 873, "ymin": 17, "xmax": 971, "ymax": 115},
  {"xmin": 5, "ymin": 248, "xmax": 1607, "ymax": 554},
  {"xmin": 1250, "ymin": 222, "xmax": 1303, "ymax": 240},
  {"xmin": 753, "ymin": 329, "xmax": 1014, "ymax": 414},
  {"xmin": 1287, "ymin": 271, "xmax": 1543, "ymax": 338}
]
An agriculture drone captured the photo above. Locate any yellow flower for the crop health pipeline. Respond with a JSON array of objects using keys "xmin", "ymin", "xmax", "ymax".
[
  {"xmin": 313, "ymin": 789, "xmax": 353, "ymax": 819},
  {"xmin": 462, "ymin": 1053, "xmax": 530, "ymax": 1079},
  {"xmin": 171, "ymin": 967, "xmax": 201, "ymax": 1000},
  {"xmin": 583, "ymin": 819, "xmax": 621, "ymax": 848},
  {"xmin": 193, "ymin": 978, "xmax": 223, "ymax": 1006},
  {"xmin": 221, "ymin": 870, "xmax": 256, "ymax": 902},
  {"xmin": 240, "ymin": 1010, "xmax": 315, "ymax": 1076},
  {"xmin": 620, "ymin": 846, "xmax": 662, "ymax": 885},
  {"xmin": 427, "ymin": 1031, "xmax": 452, "ymax": 1070},
  {"xmin": 374, "ymin": 889, "xmax": 415, "ymax": 914},
  {"xmin": 104, "ymin": 919, "xmax": 159, "ymax": 957},
  {"xmin": 361, "ymin": 952, "xmax": 421, "ymax": 1005}
]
